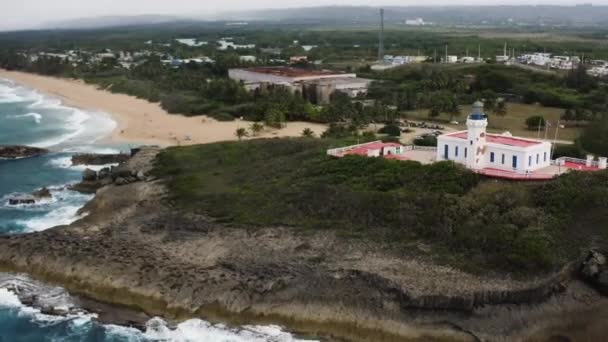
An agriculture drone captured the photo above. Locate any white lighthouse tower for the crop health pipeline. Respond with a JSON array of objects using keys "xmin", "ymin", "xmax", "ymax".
[{"xmin": 466, "ymin": 101, "xmax": 488, "ymax": 170}]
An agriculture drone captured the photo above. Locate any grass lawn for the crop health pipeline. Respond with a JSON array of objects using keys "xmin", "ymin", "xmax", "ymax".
[{"xmin": 403, "ymin": 103, "xmax": 582, "ymax": 142}]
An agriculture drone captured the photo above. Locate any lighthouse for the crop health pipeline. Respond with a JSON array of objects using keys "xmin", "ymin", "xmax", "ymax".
[{"xmin": 466, "ymin": 101, "xmax": 488, "ymax": 170}]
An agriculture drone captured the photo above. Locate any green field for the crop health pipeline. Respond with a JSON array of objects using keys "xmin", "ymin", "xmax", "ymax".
[{"xmin": 403, "ymin": 103, "xmax": 582, "ymax": 142}]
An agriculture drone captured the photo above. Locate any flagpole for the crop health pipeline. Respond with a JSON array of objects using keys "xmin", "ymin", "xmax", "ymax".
[{"xmin": 551, "ymin": 120, "xmax": 560, "ymax": 160}]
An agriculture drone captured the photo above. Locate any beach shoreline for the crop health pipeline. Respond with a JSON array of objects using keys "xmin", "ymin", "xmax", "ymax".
[{"xmin": 0, "ymin": 70, "xmax": 328, "ymax": 147}]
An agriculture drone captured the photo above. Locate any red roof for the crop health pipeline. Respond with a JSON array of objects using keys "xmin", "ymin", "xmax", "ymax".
[
  {"xmin": 343, "ymin": 148, "xmax": 369, "ymax": 156},
  {"xmin": 446, "ymin": 132, "xmax": 542, "ymax": 148},
  {"xmin": 360, "ymin": 142, "xmax": 402, "ymax": 149},
  {"xmin": 242, "ymin": 67, "xmax": 347, "ymax": 78},
  {"xmin": 563, "ymin": 161, "xmax": 601, "ymax": 171}
]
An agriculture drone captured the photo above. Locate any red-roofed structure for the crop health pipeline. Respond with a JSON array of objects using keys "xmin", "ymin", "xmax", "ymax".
[
  {"xmin": 327, "ymin": 141, "xmax": 408, "ymax": 159},
  {"xmin": 445, "ymin": 131, "xmax": 542, "ymax": 148}
]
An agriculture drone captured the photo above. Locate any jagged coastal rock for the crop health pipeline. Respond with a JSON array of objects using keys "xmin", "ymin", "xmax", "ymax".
[
  {"xmin": 0, "ymin": 145, "xmax": 48, "ymax": 159},
  {"xmin": 71, "ymin": 153, "xmax": 130, "ymax": 166},
  {"xmin": 580, "ymin": 250, "xmax": 608, "ymax": 294},
  {"xmin": 7, "ymin": 187, "xmax": 53, "ymax": 205},
  {"xmin": 0, "ymin": 146, "xmax": 606, "ymax": 341},
  {"xmin": 69, "ymin": 149, "xmax": 156, "ymax": 194}
]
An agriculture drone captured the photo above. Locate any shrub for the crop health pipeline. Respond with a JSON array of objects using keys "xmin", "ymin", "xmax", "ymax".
[
  {"xmin": 378, "ymin": 123, "xmax": 401, "ymax": 137},
  {"xmin": 413, "ymin": 135, "xmax": 438, "ymax": 147},
  {"xmin": 525, "ymin": 115, "xmax": 546, "ymax": 130}
]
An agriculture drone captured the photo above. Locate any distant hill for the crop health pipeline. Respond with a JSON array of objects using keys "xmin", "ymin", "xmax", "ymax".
[
  {"xmin": 221, "ymin": 5, "xmax": 608, "ymax": 27},
  {"xmin": 23, "ymin": 5, "xmax": 608, "ymax": 31}
]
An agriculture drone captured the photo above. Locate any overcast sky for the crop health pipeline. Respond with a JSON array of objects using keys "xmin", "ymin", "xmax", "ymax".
[{"xmin": 2, "ymin": 0, "xmax": 607, "ymax": 31}]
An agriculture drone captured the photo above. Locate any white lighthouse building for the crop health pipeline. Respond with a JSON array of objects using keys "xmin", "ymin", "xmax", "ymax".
[{"xmin": 436, "ymin": 101, "xmax": 552, "ymax": 174}]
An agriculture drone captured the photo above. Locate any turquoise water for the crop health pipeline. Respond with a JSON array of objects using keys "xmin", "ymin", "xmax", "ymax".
[
  {"xmin": 0, "ymin": 78, "xmax": 313, "ymax": 341},
  {"xmin": 0, "ymin": 78, "xmax": 120, "ymax": 234}
]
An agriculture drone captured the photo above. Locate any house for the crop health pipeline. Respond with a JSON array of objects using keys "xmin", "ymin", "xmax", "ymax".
[
  {"xmin": 405, "ymin": 18, "xmax": 425, "ymax": 26},
  {"xmin": 239, "ymin": 55, "xmax": 257, "ymax": 63},
  {"xmin": 436, "ymin": 101, "xmax": 553, "ymax": 174},
  {"xmin": 289, "ymin": 56, "xmax": 308, "ymax": 64},
  {"xmin": 459, "ymin": 56, "xmax": 476, "ymax": 63},
  {"xmin": 175, "ymin": 38, "xmax": 207, "ymax": 47},
  {"xmin": 444, "ymin": 55, "xmax": 458, "ymax": 64}
]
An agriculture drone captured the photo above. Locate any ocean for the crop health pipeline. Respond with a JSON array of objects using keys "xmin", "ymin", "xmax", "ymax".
[{"xmin": 0, "ymin": 78, "xmax": 315, "ymax": 342}]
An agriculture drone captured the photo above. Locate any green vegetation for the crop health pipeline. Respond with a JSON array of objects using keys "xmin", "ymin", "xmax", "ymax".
[
  {"xmin": 154, "ymin": 138, "xmax": 608, "ymax": 274},
  {"xmin": 235, "ymin": 128, "xmax": 248, "ymax": 141},
  {"xmin": 525, "ymin": 115, "xmax": 546, "ymax": 130},
  {"xmin": 1, "ymin": 24, "xmax": 607, "ymax": 156},
  {"xmin": 578, "ymin": 115, "xmax": 608, "ymax": 156},
  {"xmin": 378, "ymin": 123, "xmax": 401, "ymax": 137},
  {"xmin": 413, "ymin": 135, "xmax": 438, "ymax": 147},
  {"xmin": 301, "ymin": 128, "xmax": 315, "ymax": 138}
]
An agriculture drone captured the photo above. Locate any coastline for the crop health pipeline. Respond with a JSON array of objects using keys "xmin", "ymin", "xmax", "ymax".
[
  {"xmin": 0, "ymin": 69, "xmax": 328, "ymax": 147},
  {"xmin": 0, "ymin": 148, "xmax": 605, "ymax": 342}
]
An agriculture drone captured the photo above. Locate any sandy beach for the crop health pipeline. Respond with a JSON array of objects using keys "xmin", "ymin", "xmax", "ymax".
[{"xmin": 0, "ymin": 70, "xmax": 328, "ymax": 147}]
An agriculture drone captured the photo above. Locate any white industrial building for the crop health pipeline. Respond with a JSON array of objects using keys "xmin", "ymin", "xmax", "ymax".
[
  {"xmin": 228, "ymin": 67, "xmax": 371, "ymax": 103},
  {"xmin": 437, "ymin": 102, "xmax": 552, "ymax": 174}
]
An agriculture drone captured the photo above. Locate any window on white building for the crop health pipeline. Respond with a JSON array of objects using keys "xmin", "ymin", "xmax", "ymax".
[
  {"xmin": 455, "ymin": 146, "xmax": 459, "ymax": 157},
  {"xmin": 501, "ymin": 154, "xmax": 505, "ymax": 164},
  {"xmin": 444, "ymin": 145, "xmax": 449, "ymax": 159},
  {"xmin": 536, "ymin": 154, "xmax": 540, "ymax": 164},
  {"xmin": 544, "ymin": 152, "xmax": 547, "ymax": 162},
  {"xmin": 528, "ymin": 156, "xmax": 532, "ymax": 167},
  {"xmin": 490, "ymin": 152, "xmax": 495, "ymax": 163}
]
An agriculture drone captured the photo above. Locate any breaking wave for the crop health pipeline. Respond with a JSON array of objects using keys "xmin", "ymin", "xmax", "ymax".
[
  {"xmin": 0, "ymin": 277, "xmax": 317, "ymax": 342},
  {"xmin": 11, "ymin": 112, "xmax": 42, "ymax": 124}
]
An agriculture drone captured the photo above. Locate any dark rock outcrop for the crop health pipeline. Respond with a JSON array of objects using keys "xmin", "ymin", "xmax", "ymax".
[
  {"xmin": 71, "ymin": 153, "xmax": 130, "ymax": 166},
  {"xmin": 82, "ymin": 169, "xmax": 97, "ymax": 182},
  {"xmin": 0, "ymin": 145, "xmax": 48, "ymax": 159},
  {"xmin": 32, "ymin": 187, "xmax": 52, "ymax": 199},
  {"xmin": 70, "ymin": 147, "xmax": 158, "ymax": 194},
  {"xmin": 8, "ymin": 195, "xmax": 36, "ymax": 205},
  {"xmin": 580, "ymin": 250, "xmax": 608, "ymax": 295},
  {"xmin": 7, "ymin": 187, "xmax": 53, "ymax": 205}
]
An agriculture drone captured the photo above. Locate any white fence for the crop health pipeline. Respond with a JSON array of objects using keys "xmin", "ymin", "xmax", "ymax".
[
  {"xmin": 327, "ymin": 142, "xmax": 437, "ymax": 157},
  {"xmin": 326, "ymin": 140, "xmax": 383, "ymax": 156},
  {"xmin": 552, "ymin": 157, "xmax": 598, "ymax": 167}
]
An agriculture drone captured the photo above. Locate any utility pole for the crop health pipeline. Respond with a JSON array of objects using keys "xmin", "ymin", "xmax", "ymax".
[
  {"xmin": 378, "ymin": 8, "xmax": 385, "ymax": 61},
  {"xmin": 445, "ymin": 44, "xmax": 448, "ymax": 63}
]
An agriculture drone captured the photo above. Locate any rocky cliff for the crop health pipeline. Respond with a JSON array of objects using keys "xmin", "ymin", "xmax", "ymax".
[
  {"xmin": 0, "ymin": 145, "xmax": 48, "ymax": 159},
  {"xmin": 0, "ymin": 146, "xmax": 605, "ymax": 342}
]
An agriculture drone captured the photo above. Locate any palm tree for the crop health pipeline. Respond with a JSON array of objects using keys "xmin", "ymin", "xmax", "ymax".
[
  {"xmin": 301, "ymin": 128, "xmax": 315, "ymax": 138},
  {"xmin": 494, "ymin": 100, "xmax": 508, "ymax": 117},
  {"xmin": 250, "ymin": 122, "xmax": 264, "ymax": 136},
  {"xmin": 235, "ymin": 127, "xmax": 248, "ymax": 141}
]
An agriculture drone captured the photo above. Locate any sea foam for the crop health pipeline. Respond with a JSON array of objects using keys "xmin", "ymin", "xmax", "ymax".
[
  {"xmin": 0, "ymin": 80, "xmax": 117, "ymax": 149},
  {"xmin": 105, "ymin": 317, "xmax": 319, "ymax": 342},
  {"xmin": 1, "ymin": 285, "xmax": 317, "ymax": 342},
  {"xmin": 11, "ymin": 112, "xmax": 42, "ymax": 124},
  {"xmin": 47, "ymin": 156, "xmax": 119, "ymax": 172}
]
